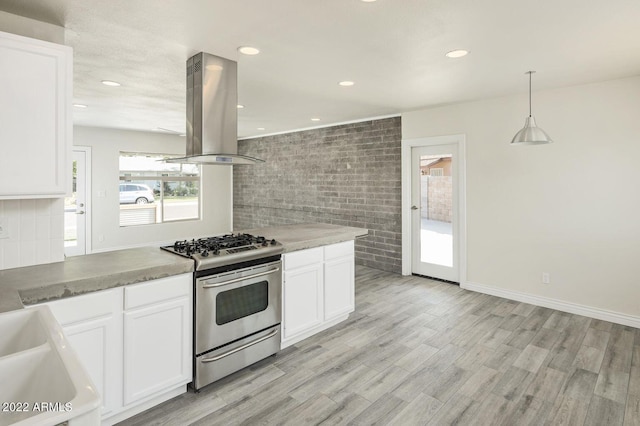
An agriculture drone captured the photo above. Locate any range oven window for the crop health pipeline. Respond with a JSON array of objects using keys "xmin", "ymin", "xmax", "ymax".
[{"xmin": 215, "ymin": 281, "xmax": 269, "ymax": 325}]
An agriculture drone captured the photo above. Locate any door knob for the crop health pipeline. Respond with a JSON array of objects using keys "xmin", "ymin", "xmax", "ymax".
[
  {"xmin": 77, "ymin": 211, "xmax": 85, "ymax": 215},
  {"xmin": 411, "ymin": 205, "xmax": 418, "ymax": 210}
]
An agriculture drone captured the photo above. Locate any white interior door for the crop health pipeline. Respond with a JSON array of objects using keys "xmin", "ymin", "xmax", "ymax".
[
  {"xmin": 411, "ymin": 144, "xmax": 459, "ymax": 282},
  {"xmin": 65, "ymin": 148, "xmax": 90, "ymax": 257}
]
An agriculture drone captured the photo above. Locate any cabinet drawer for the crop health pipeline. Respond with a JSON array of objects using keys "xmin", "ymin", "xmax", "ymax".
[
  {"xmin": 46, "ymin": 287, "xmax": 122, "ymax": 325},
  {"xmin": 283, "ymin": 247, "xmax": 324, "ymax": 270},
  {"xmin": 324, "ymin": 240, "xmax": 354, "ymax": 260},
  {"xmin": 125, "ymin": 273, "xmax": 191, "ymax": 310}
]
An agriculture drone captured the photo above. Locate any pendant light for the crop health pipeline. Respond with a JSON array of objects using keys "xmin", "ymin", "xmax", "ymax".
[{"xmin": 510, "ymin": 71, "xmax": 553, "ymax": 145}]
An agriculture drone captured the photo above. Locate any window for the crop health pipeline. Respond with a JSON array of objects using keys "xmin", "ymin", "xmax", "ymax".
[
  {"xmin": 119, "ymin": 152, "xmax": 201, "ymax": 227},
  {"xmin": 429, "ymin": 168, "xmax": 444, "ymax": 177}
]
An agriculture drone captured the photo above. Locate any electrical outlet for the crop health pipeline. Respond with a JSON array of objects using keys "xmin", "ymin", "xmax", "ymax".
[
  {"xmin": 542, "ymin": 272, "xmax": 550, "ymax": 284},
  {"xmin": 0, "ymin": 217, "xmax": 8, "ymax": 239}
]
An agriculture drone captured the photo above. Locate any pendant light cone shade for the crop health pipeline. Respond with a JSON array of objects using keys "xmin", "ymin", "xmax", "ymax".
[
  {"xmin": 511, "ymin": 116, "xmax": 554, "ymax": 145},
  {"xmin": 511, "ymin": 71, "xmax": 553, "ymax": 145}
]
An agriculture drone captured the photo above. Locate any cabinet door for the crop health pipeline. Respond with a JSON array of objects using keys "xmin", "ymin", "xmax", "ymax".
[
  {"xmin": 44, "ymin": 288, "xmax": 123, "ymax": 417},
  {"xmin": 62, "ymin": 314, "xmax": 123, "ymax": 417},
  {"xmin": 123, "ymin": 296, "xmax": 191, "ymax": 405},
  {"xmin": 324, "ymin": 255, "xmax": 355, "ymax": 321},
  {"xmin": 0, "ymin": 31, "xmax": 72, "ymax": 198},
  {"xmin": 282, "ymin": 263, "xmax": 324, "ymax": 340}
]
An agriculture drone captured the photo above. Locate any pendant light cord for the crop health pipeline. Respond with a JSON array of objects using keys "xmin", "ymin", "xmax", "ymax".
[{"xmin": 528, "ymin": 71, "xmax": 532, "ymax": 117}]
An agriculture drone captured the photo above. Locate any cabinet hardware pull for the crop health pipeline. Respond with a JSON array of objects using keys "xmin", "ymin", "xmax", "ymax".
[
  {"xmin": 200, "ymin": 328, "xmax": 279, "ymax": 363},
  {"xmin": 202, "ymin": 268, "xmax": 280, "ymax": 288}
]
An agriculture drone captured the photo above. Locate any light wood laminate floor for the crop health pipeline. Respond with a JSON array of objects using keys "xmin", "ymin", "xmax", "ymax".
[{"xmin": 119, "ymin": 266, "xmax": 640, "ymax": 426}]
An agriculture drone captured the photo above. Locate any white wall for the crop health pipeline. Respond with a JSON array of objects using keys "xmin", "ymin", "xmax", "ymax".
[
  {"xmin": 74, "ymin": 126, "xmax": 232, "ymax": 252},
  {"xmin": 402, "ymin": 76, "xmax": 640, "ymax": 319}
]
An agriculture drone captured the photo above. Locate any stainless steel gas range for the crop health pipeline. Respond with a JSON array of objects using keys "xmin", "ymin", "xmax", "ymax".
[{"xmin": 162, "ymin": 233, "xmax": 283, "ymax": 391}]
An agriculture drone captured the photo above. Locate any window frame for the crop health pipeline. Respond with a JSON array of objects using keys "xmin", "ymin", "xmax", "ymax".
[{"xmin": 118, "ymin": 152, "xmax": 202, "ymax": 227}]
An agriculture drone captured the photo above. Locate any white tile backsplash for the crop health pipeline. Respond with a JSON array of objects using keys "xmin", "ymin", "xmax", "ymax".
[
  {"xmin": 0, "ymin": 199, "xmax": 65, "ymax": 270},
  {"xmin": 20, "ymin": 207, "xmax": 36, "ymax": 241},
  {"xmin": 50, "ymin": 213, "xmax": 64, "ymax": 239},
  {"xmin": 19, "ymin": 240, "xmax": 36, "ymax": 266},
  {"xmin": 50, "ymin": 238, "xmax": 64, "ymax": 261},
  {"xmin": 36, "ymin": 242, "xmax": 51, "ymax": 264},
  {"xmin": 35, "ymin": 198, "xmax": 52, "ymax": 216},
  {"xmin": 2, "ymin": 241, "xmax": 21, "ymax": 270},
  {"xmin": 36, "ymin": 215, "xmax": 50, "ymax": 240}
]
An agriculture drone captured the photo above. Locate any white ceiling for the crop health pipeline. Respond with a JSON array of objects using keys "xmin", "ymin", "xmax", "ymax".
[{"xmin": 1, "ymin": 0, "xmax": 639, "ymax": 139}]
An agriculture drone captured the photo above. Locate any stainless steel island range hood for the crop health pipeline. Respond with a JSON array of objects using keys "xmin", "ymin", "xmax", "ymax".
[{"xmin": 166, "ymin": 52, "xmax": 263, "ymax": 165}]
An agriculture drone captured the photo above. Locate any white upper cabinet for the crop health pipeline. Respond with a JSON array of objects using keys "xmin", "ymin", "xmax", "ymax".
[{"xmin": 0, "ymin": 30, "xmax": 72, "ymax": 199}]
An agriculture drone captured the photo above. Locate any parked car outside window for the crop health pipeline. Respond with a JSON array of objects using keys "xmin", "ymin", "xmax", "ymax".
[{"xmin": 119, "ymin": 183, "xmax": 155, "ymax": 204}]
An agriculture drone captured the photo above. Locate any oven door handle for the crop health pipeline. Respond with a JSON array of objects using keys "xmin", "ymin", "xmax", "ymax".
[
  {"xmin": 200, "ymin": 328, "xmax": 279, "ymax": 363},
  {"xmin": 202, "ymin": 267, "xmax": 280, "ymax": 288}
]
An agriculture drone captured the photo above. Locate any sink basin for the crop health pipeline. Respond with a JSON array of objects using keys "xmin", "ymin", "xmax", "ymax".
[
  {"xmin": 0, "ymin": 307, "xmax": 100, "ymax": 426},
  {"xmin": 0, "ymin": 309, "xmax": 47, "ymax": 358}
]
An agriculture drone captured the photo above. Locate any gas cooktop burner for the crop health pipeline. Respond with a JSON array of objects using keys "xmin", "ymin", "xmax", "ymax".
[
  {"xmin": 161, "ymin": 233, "xmax": 283, "ymax": 270},
  {"xmin": 172, "ymin": 234, "xmax": 276, "ymax": 257}
]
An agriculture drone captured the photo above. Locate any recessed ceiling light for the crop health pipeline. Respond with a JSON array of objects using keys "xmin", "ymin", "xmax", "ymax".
[
  {"xmin": 339, "ymin": 81, "xmax": 355, "ymax": 87},
  {"xmin": 101, "ymin": 80, "xmax": 121, "ymax": 86},
  {"xmin": 73, "ymin": 104, "xmax": 88, "ymax": 108},
  {"xmin": 238, "ymin": 46, "xmax": 260, "ymax": 55},
  {"xmin": 237, "ymin": 104, "xmax": 245, "ymax": 109},
  {"xmin": 445, "ymin": 49, "xmax": 469, "ymax": 58},
  {"xmin": 311, "ymin": 118, "xmax": 321, "ymax": 122},
  {"xmin": 361, "ymin": 0, "xmax": 377, "ymax": 2},
  {"xmin": 257, "ymin": 127, "xmax": 265, "ymax": 131}
]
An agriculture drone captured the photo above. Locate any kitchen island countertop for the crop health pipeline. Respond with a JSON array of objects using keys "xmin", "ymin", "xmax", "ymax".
[
  {"xmin": 240, "ymin": 223, "xmax": 368, "ymax": 253},
  {"xmin": 0, "ymin": 247, "xmax": 194, "ymax": 313},
  {"xmin": 0, "ymin": 223, "xmax": 367, "ymax": 313}
]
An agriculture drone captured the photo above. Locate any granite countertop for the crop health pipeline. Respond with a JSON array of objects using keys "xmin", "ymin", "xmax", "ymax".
[
  {"xmin": 0, "ymin": 223, "xmax": 368, "ymax": 313},
  {"xmin": 241, "ymin": 223, "xmax": 368, "ymax": 252},
  {"xmin": 0, "ymin": 247, "xmax": 194, "ymax": 313}
]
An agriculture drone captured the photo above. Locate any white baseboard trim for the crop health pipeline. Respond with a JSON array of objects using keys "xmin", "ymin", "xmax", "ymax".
[{"xmin": 462, "ymin": 281, "xmax": 640, "ymax": 329}]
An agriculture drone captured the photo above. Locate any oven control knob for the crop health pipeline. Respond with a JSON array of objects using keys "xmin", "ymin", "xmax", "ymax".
[
  {"xmin": 201, "ymin": 250, "xmax": 209, "ymax": 257},
  {"xmin": 262, "ymin": 241, "xmax": 268, "ymax": 247},
  {"xmin": 270, "ymin": 239, "xmax": 277, "ymax": 245},
  {"xmin": 213, "ymin": 249, "xmax": 220, "ymax": 256}
]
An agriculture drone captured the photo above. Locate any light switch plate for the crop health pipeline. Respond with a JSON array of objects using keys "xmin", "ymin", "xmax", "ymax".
[{"xmin": 0, "ymin": 217, "xmax": 8, "ymax": 239}]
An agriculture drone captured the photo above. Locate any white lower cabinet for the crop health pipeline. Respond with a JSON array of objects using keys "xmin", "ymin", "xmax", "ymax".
[
  {"xmin": 44, "ymin": 288, "xmax": 123, "ymax": 418},
  {"xmin": 282, "ymin": 241, "xmax": 355, "ymax": 348},
  {"xmin": 43, "ymin": 273, "xmax": 192, "ymax": 424},
  {"xmin": 324, "ymin": 256, "xmax": 355, "ymax": 321},
  {"xmin": 123, "ymin": 277, "xmax": 192, "ymax": 406},
  {"xmin": 283, "ymin": 260, "xmax": 324, "ymax": 339}
]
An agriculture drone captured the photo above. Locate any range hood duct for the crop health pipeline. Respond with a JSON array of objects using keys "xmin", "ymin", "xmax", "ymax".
[{"xmin": 166, "ymin": 52, "xmax": 263, "ymax": 165}]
